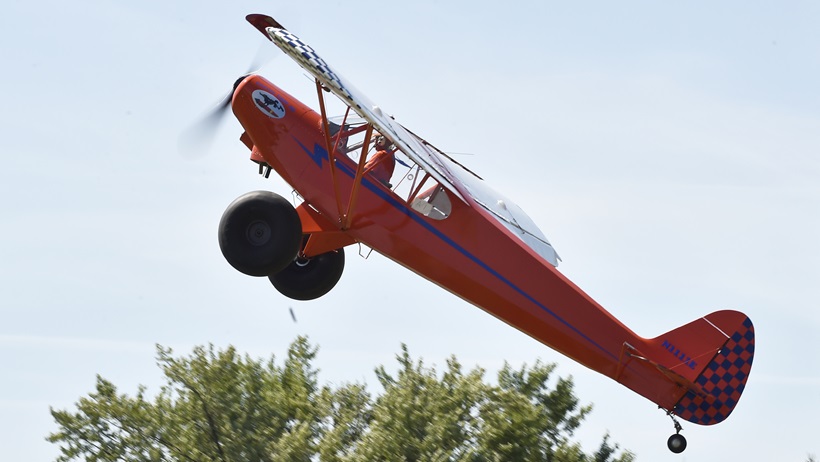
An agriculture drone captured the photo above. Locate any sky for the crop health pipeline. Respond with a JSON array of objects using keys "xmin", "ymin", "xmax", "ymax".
[{"xmin": 2, "ymin": 0, "xmax": 819, "ymax": 460}]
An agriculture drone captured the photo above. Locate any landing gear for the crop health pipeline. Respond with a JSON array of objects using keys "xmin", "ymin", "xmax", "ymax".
[
  {"xmin": 269, "ymin": 248, "xmax": 345, "ymax": 300},
  {"xmin": 665, "ymin": 409, "xmax": 687, "ymax": 454},
  {"xmin": 219, "ymin": 190, "xmax": 346, "ymax": 300},
  {"xmin": 218, "ymin": 191, "xmax": 302, "ymax": 277}
]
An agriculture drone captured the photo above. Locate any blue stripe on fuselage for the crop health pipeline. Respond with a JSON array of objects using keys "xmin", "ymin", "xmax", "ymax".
[
  {"xmin": 293, "ymin": 135, "xmax": 618, "ymax": 364},
  {"xmin": 294, "ymin": 138, "xmax": 329, "ymax": 168}
]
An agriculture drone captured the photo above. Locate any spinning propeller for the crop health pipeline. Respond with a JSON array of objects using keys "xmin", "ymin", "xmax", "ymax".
[{"xmin": 178, "ymin": 42, "xmax": 276, "ymax": 159}]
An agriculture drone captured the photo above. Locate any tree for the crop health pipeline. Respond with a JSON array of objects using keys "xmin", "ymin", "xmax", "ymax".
[{"xmin": 49, "ymin": 337, "xmax": 634, "ymax": 462}]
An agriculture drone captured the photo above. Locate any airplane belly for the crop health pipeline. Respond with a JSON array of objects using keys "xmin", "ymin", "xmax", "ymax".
[{"xmin": 340, "ymin": 189, "xmax": 683, "ymax": 408}]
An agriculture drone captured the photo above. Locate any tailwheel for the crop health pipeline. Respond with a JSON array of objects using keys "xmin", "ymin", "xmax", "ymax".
[
  {"xmin": 667, "ymin": 433, "xmax": 687, "ymax": 454},
  {"xmin": 269, "ymin": 248, "xmax": 345, "ymax": 300},
  {"xmin": 218, "ymin": 191, "xmax": 302, "ymax": 277}
]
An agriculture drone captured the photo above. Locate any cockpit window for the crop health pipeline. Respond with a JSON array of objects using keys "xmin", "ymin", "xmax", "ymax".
[
  {"xmin": 330, "ymin": 116, "xmax": 451, "ymax": 220},
  {"xmin": 409, "ymin": 177, "xmax": 451, "ymax": 220},
  {"xmin": 388, "ymin": 151, "xmax": 452, "ymax": 220}
]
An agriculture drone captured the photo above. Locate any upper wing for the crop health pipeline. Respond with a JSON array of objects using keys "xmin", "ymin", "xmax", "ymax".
[
  {"xmin": 246, "ymin": 14, "xmax": 560, "ymax": 266},
  {"xmin": 246, "ymin": 14, "xmax": 466, "ymax": 203}
]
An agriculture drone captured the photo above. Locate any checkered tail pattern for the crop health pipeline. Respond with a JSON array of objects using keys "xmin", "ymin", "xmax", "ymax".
[{"xmin": 673, "ymin": 317, "xmax": 755, "ymax": 425}]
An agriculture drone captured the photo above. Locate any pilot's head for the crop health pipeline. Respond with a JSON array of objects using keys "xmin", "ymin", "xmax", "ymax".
[{"xmin": 374, "ymin": 135, "xmax": 389, "ymax": 150}]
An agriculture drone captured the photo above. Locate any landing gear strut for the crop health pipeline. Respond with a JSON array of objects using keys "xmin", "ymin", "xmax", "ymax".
[{"xmin": 665, "ymin": 409, "xmax": 687, "ymax": 454}]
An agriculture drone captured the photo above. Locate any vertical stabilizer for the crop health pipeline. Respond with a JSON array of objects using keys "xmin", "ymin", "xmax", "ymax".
[{"xmin": 671, "ymin": 314, "xmax": 755, "ymax": 425}]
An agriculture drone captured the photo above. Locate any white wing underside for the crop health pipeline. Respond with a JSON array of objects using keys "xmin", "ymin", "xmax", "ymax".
[
  {"xmin": 266, "ymin": 27, "xmax": 466, "ymax": 203},
  {"xmin": 262, "ymin": 26, "xmax": 560, "ymax": 266}
]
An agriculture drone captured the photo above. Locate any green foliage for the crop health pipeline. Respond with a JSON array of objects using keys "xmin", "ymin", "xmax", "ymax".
[
  {"xmin": 356, "ymin": 346, "xmax": 486, "ymax": 461},
  {"xmin": 49, "ymin": 337, "xmax": 634, "ymax": 462}
]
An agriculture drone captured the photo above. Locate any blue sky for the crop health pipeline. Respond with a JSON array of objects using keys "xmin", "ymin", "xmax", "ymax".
[{"xmin": 2, "ymin": 1, "xmax": 819, "ymax": 460}]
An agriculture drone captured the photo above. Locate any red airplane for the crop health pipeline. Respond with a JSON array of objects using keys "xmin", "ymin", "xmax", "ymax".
[{"xmin": 208, "ymin": 14, "xmax": 755, "ymax": 453}]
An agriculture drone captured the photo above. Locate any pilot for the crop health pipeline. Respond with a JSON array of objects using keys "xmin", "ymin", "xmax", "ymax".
[{"xmin": 365, "ymin": 134, "xmax": 396, "ymax": 187}]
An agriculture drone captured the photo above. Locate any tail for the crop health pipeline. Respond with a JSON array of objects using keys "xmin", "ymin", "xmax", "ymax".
[
  {"xmin": 672, "ymin": 313, "xmax": 755, "ymax": 425},
  {"xmin": 648, "ymin": 310, "xmax": 755, "ymax": 426}
]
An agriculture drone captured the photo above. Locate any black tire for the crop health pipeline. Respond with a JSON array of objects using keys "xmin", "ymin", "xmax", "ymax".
[
  {"xmin": 218, "ymin": 191, "xmax": 302, "ymax": 277},
  {"xmin": 667, "ymin": 434, "xmax": 687, "ymax": 454},
  {"xmin": 269, "ymin": 248, "xmax": 345, "ymax": 300}
]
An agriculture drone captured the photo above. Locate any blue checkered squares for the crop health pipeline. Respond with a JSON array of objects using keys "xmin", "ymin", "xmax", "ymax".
[
  {"xmin": 269, "ymin": 29, "xmax": 353, "ymax": 102},
  {"xmin": 674, "ymin": 317, "xmax": 755, "ymax": 425}
]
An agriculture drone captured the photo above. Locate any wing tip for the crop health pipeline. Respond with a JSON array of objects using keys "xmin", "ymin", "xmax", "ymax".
[{"xmin": 246, "ymin": 14, "xmax": 286, "ymax": 37}]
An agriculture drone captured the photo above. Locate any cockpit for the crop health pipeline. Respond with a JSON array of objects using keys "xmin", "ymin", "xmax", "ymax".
[
  {"xmin": 327, "ymin": 115, "xmax": 558, "ymax": 266},
  {"xmin": 328, "ymin": 116, "xmax": 452, "ymax": 220}
]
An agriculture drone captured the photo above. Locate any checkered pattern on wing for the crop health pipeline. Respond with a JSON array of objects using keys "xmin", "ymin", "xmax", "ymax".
[
  {"xmin": 271, "ymin": 29, "xmax": 352, "ymax": 100},
  {"xmin": 674, "ymin": 317, "xmax": 754, "ymax": 425}
]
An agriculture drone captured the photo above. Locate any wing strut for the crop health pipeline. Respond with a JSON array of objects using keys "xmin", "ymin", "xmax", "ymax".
[{"xmin": 314, "ymin": 79, "xmax": 374, "ymax": 230}]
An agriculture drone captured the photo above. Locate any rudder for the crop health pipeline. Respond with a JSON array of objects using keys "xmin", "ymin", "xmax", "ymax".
[{"xmin": 671, "ymin": 313, "xmax": 755, "ymax": 425}]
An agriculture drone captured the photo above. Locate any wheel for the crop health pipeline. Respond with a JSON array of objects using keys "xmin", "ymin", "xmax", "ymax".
[
  {"xmin": 218, "ymin": 191, "xmax": 302, "ymax": 277},
  {"xmin": 667, "ymin": 433, "xmax": 687, "ymax": 454},
  {"xmin": 269, "ymin": 248, "xmax": 345, "ymax": 300}
]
